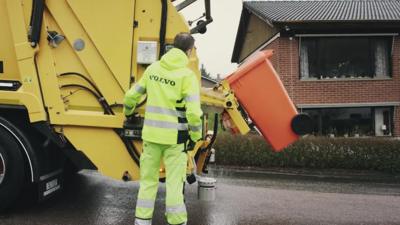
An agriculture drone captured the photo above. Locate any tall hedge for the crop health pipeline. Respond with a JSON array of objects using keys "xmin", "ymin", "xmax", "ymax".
[{"xmin": 213, "ymin": 132, "xmax": 400, "ymax": 173}]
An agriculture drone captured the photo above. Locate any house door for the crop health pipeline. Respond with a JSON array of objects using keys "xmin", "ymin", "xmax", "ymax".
[{"xmin": 375, "ymin": 108, "xmax": 392, "ymax": 136}]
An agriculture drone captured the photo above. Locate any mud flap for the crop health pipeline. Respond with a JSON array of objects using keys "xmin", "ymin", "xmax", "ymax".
[{"xmin": 38, "ymin": 169, "xmax": 63, "ymax": 201}]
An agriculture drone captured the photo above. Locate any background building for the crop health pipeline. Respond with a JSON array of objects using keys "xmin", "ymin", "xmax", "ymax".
[
  {"xmin": 232, "ymin": 0, "xmax": 400, "ymax": 137},
  {"xmin": 201, "ymin": 76, "xmax": 218, "ymax": 88}
]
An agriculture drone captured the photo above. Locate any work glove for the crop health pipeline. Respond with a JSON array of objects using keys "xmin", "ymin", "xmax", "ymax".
[
  {"xmin": 123, "ymin": 113, "xmax": 139, "ymax": 129},
  {"xmin": 123, "ymin": 105, "xmax": 135, "ymax": 117},
  {"xmin": 125, "ymin": 112, "xmax": 138, "ymax": 120}
]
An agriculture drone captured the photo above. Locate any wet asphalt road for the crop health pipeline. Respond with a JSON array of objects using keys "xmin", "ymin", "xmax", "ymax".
[{"xmin": 1, "ymin": 168, "xmax": 400, "ymax": 225}]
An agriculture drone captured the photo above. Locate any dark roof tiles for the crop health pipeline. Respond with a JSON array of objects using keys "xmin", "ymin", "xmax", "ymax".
[{"xmin": 244, "ymin": 0, "xmax": 400, "ymax": 23}]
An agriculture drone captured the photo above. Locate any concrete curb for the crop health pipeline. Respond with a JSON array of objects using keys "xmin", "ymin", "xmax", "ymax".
[{"xmin": 209, "ymin": 165, "xmax": 400, "ymax": 184}]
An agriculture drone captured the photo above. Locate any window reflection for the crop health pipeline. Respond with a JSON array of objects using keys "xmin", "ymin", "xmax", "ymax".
[{"xmin": 302, "ymin": 107, "xmax": 392, "ymax": 137}]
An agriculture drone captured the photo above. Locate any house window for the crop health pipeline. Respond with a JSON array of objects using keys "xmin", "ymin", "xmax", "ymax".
[
  {"xmin": 374, "ymin": 107, "xmax": 393, "ymax": 136},
  {"xmin": 302, "ymin": 107, "xmax": 393, "ymax": 137},
  {"xmin": 300, "ymin": 36, "xmax": 392, "ymax": 80}
]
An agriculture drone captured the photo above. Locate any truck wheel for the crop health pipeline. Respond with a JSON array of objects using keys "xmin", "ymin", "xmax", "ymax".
[{"xmin": 0, "ymin": 126, "xmax": 25, "ymax": 211}]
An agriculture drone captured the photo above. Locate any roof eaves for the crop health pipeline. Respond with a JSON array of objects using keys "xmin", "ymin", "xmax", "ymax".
[
  {"xmin": 243, "ymin": 1, "xmax": 275, "ymax": 27},
  {"xmin": 201, "ymin": 76, "xmax": 217, "ymax": 84},
  {"xmin": 232, "ymin": 3, "xmax": 278, "ymax": 63},
  {"xmin": 231, "ymin": 7, "xmax": 252, "ymax": 63}
]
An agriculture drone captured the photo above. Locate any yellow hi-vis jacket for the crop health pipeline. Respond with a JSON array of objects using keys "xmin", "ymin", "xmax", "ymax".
[{"xmin": 124, "ymin": 48, "xmax": 203, "ymax": 144}]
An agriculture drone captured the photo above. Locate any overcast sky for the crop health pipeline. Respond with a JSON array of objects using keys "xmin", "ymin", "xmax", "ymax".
[{"xmin": 181, "ymin": 0, "xmax": 243, "ymax": 78}]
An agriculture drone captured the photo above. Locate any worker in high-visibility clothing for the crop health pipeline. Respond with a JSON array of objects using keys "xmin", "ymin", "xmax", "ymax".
[{"xmin": 124, "ymin": 32, "xmax": 203, "ymax": 225}]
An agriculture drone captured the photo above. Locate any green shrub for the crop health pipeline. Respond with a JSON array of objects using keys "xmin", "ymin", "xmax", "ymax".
[{"xmin": 213, "ymin": 132, "xmax": 400, "ymax": 173}]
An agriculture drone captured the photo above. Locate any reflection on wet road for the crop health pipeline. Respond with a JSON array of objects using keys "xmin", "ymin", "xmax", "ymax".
[{"xmin": 1, "ymin": 168, "xmax": 400, "ymax": 225}]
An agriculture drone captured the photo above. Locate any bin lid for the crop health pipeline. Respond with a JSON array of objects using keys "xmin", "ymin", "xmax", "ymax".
[
  {"xmin": 226, "ymin": 50, "xmax": 274, "ymax": 85},
  {"xmin": 198, "ymin": 177, "xmax": 216, "ymax": 187}
]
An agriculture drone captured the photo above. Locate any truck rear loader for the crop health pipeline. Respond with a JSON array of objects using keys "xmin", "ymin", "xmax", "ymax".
[{"xmin": 0, "ymin": 0, "xmax": 311, "ymax": 210}]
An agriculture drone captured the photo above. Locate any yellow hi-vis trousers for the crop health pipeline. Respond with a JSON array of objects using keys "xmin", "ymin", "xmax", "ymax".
[{"xmin": 135, "ymin": 141, "xmax": 187, "ymax": 225}]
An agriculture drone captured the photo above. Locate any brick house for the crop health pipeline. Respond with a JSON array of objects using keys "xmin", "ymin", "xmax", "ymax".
[
  {"xmin": 201, "ymin": 76, "xmax": 218, "ymax": 88},
  {"xmin": 231, "ymin": 0, "xmax": 400, "ymax": 137}
]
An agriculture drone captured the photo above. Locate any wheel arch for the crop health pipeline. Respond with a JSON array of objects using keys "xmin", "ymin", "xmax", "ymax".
[{"xmin": 0, "ymin": 105, "xmax": 40, "ymax": 182}]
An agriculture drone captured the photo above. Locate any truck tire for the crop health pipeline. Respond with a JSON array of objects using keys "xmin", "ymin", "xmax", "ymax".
[{"xmin": 0, "ymin": 125, "xmax": 25, "ymax": 211}]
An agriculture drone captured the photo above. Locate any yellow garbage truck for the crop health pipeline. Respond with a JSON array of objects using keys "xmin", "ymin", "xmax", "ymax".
[{"xmin": 0, "ymin": 0, "xmax": 310, "ymax": 209}]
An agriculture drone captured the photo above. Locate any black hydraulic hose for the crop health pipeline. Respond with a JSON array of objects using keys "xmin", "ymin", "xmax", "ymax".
[
  {"xmin": 205, "ymin": 0, "xmax": 212, "ymax": 20},
  {"xmin": 59, "ymin": 72, "xmax": 103, "ymax": 98},
  {"xmin": 159, "ymin": 0, "xmax": 168, "ymax": 58},
  {"xmin": 29, "ymin": 0, "xmax": 36, "ymax": 28},
  {"xmin": 209, "ymin": 113, "xmax": 219, "ymax": 146},
  {"xmin": 59, "ymin": 72, "xmax": 114, "ymax": 115},
  {"xmin": 109, "ymin": 103, "xmax": 123, "ymax": 108},
  {"xmin": 117, "ymin": 130, "xmax": 140, "ymax": 166},
  {"xmin": 196, "ymin": 113, "xmax": 219, "ymax": 173},
  {"xmin": 29, "ymin": 0, "xmax": 45, "ymax": 46},
  {"xmin": 33, "ymin": 53, "xmax": 51, "ymax": 121},
  {"xmin": 61, "ymin": 84, "xmax": 101, "ymax": 99},
  {"xmin": 136, "ymin": 97, "xmax": 147, "ymax": 108},
  {"xmin": 60, "ymin": 84, "xmax": 113, "ymax": 115}
]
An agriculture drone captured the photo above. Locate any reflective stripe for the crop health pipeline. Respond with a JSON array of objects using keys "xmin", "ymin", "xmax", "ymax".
[
  {"xmin": 189, "ymin": 124, "xmax": 202, "ymax": 132},
  {"xmin": 135, "ymin": 85, "xmax": 146, "ymax": 94},
  {"xmin": 184, "ymin": 94, "xmax": 200, "ymax": 102},
  {"xmin": 125, "ymin": 104, "xmax": 134, "ymax": 110},
  {"xmin": 146, "ymin": 106, "xmax": 186, "ymax": 118},
  {"xmin": 144, "ymin": 119, "xmax": 188, "ymax": 131},
  {"xmin": 135, "ymin": 218, "xmax": 152, "ymax": 225},
  {"xmin": 166, "ymin": 204, "xmax": 187, "ymax": 214},
  {"xmin": 136, "ymin": 199, "xmax": 155, "ymax": 209}
]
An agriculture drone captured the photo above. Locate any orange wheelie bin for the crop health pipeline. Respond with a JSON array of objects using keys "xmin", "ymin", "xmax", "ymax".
[{"xmin": 226, "ymin": 50, "xmax": 303, "ymax": 151}]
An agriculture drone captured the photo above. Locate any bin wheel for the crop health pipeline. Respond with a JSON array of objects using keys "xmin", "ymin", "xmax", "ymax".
[
  {"xmin": 291, "ymin": 113, "xmax": 313, "ymax": 136},
  {"xmin": 0, "ymin": 125, "xmax": 25, "ymax": 211}
]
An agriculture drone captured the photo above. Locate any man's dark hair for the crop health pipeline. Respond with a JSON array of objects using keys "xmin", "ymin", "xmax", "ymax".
[{"xmin": 174, "ymin": 32, "xmax": 195, "ymax": 53}]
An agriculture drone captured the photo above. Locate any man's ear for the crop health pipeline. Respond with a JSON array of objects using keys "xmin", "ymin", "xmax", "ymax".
[{"xmin": 186, "ymin": 49, "xmax": 192, "ymax": 56}]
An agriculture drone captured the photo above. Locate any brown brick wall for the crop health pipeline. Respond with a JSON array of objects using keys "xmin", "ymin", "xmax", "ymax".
[
  {"xmin": 265, "ymin": 38, "xmax": 280, "ymax": 72},
  {"xmin": 263, "ymin": 36, "xmax": 400, "ymax": 136}
]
